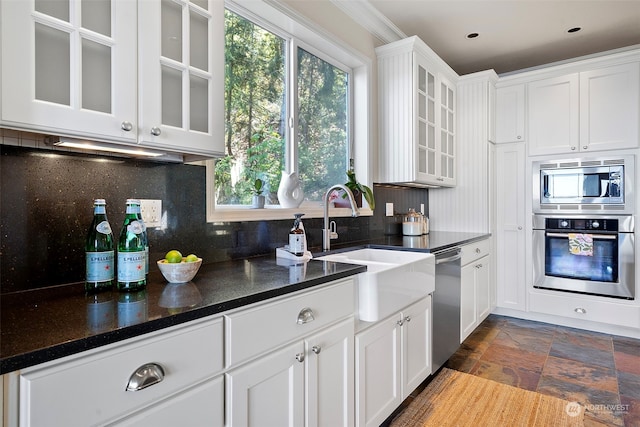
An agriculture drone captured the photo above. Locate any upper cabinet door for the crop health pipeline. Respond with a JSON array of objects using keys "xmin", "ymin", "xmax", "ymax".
[
  {"xmin": 1, "ymin": 0, "xmax": 137, "ymax": 142},
  {"xmin": 579, "ymin": 62, "xmax": 640, "ymax": 152},
  {"xmin": 495, "ymin": 84, "xmax": 525, "ymax": 144},
  {"xmin": 137, "ymin": 0, "xmax": 224, "ymax": 157},
  {"xmin": 527, "ymin": 73, "xmax": 580, "ymax": 156}
]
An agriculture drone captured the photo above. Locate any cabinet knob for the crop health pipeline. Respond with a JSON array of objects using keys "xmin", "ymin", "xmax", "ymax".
[
  {"xmin": 475, "ymin": 263, "xmax": 483, "ymax": 269},
  {"xmin": 404, "ymin": 315, "xmax": 411, "ymax": 323},
  {"xmin": 516, "ymin": 135, "xmax": 522, "ymax": 140},
  {"xmin": 582, "ymin": 146, "xmax": 588, "ymax": 150},
  {"xmin": 297, "ymin": 307, "xmax": 315, "ymax": 324},
  {"xmin": 121, "ymin": 121, "xmax": 133, "ymax": 132},
  {"xmin": 295, "ymin": 353, "xmax": 305, "ymax": 363},
  {"xmin": 475, "ymin": 248, "xmax": 481, "ymax": 254},
  {"xmin": 518, "ymin": 226, "xmax": 523, "ymax": 230},
  {"xmin": 150, "ymin": 127, "xmax": 162, "ymax": 136},
  {"xmin": 574, "ymin": 307, "xmax": 587, "ymax": 314},
  {"xmin": 571, "ymin": 146, "xmax": 576, "ymax": 151},
  {"xmin": 397, "ymin": 319, "xmax": 404, "ymax": 326},
  {"xmin": 126, "ymin": 363, "xmax": 165, "ymax": 392},
  {"xmin": 312, "ymin": 345, "xmax": 322, "ymax": 354}
]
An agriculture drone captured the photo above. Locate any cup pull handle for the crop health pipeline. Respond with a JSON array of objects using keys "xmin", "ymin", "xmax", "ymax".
[
  {"xmin": 297, "ymin": 307, "xmax": 315, "ymax": 324},
  {"xmin": 126, "ymin": 363, "xmax": 165, "ymax": 392}
]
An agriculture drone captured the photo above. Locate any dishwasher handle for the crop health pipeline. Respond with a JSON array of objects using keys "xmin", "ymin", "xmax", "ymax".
[{"xmin": 435, "ymin": 250, "xmax": 462, "ymax": 264}]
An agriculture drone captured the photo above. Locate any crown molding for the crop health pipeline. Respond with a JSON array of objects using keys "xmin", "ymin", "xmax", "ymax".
[{"xmin": 330, "ymin": 0, "xmax": 406, "ymax": 44}]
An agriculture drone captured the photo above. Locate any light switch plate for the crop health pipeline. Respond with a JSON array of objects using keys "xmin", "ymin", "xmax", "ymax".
[
  {"xmin": 385, "ymin": 202, "xmax": 394, "ymax": 217},
  {"xmin": 140, "ymin": 199, "xmax": 162, "ymax": 227}
]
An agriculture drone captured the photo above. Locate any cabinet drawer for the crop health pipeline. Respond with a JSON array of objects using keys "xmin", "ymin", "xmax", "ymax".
[
  {"xmin": 226, "ymin": 279, "xmax": 355, "ymax": 367},
  {"xmin": 529, "ymin": 291, "xmax": 640, "ymax": 329},
  {"xmin": 461, "ymin": 239, "xmax": 490, "ymax": 266},
  {"xmin": 20, "ymin": 317, "xmax": 223, "ymax": 427}
]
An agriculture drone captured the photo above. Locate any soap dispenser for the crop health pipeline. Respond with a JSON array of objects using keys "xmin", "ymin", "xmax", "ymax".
[{"xmin": 289, "ymin": 213, "xmax": 306, "ymax": 256}]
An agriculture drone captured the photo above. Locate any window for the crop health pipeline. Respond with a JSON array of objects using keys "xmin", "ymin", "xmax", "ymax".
[{"xmin": 207, "ymin": 0, "xmax": 371, "ymax": 222}]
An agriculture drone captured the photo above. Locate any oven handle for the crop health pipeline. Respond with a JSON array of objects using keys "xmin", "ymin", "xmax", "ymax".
[{"xmin": 546, "ymin": 232, "xmax": 617, "ymax": 240}]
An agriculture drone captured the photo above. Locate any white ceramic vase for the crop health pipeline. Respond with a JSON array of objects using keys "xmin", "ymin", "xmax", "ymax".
[{"xmin": 277, "ymin": 171, "xmax": 304, "ymax": 208}]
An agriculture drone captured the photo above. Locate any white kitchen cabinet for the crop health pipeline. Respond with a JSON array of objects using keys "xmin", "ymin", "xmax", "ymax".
[
  {"xmin": 495, "ymin": 142, "xmax": 527, "ymax": 312},
  {"xmin": 225, "ymin": 279, "xmax": 355, "ymax": 427},
  {"xmin": 1, "ymin": 0, "xmax": 137, "ymax": 143},
  {"xmin": 495, "ymin": 84, "xmax": 526, "ymax": 143},
  {"xmin": 377, "ymin": 36, "xmax": 458, "ymax": 187},
  {"xmin": 579, "ymin": 62, "xmax": 640, "ymax": 152},
  {"xmin": 1, "ymin": 0, "xmax": 224, "ymax": 158},
  {"xmin": 528, "ymin": 73, "xmax": 580, "ymax": 156},
  {"xmin": 460, "ymin": 239, "xmax": 491, "ymax": 342},
  {"xmin": 529, "ymin": 290, "xmax": 640, "ymax": 329},
  {"xmin": 112, "ymin": 377, "xmax": 224, "ymax": 427},
  {"xmin": 528, "ymin": 61, "xmax": 639, "ymax": 156},
  {"xmin": 355, "ymin": 296, "xmax": 432, "ymax": 427},
  {"xmin": 16, "ymin": 317, "xmax": 224, "ymax": 427},
  {"xmin": 137, "ymin": 0, "xmax": 224, "ymax": 157}
]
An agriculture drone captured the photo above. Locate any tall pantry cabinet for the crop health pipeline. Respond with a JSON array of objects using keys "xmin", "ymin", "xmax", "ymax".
[{"xmin": 0, "ymin": 0, "xmax": 224, "ymax": 158}]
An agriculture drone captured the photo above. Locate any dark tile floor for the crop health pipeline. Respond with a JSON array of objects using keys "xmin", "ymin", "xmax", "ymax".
[{"xmin": 446, "ymin": 314, "xmax": 640, "ymax": 427}]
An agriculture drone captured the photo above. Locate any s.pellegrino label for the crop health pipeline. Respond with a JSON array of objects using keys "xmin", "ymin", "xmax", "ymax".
[
  {"xmin": 117, "ymin": 199, "xmax": 147, "ymax": 292},
  {"xmin": 85, "ymin": 199, "xmax": 115, "ymax": 293}
]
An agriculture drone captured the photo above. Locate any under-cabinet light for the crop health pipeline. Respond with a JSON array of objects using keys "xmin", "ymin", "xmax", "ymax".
[{"xmin": 43, "ymin": 136, "xmax": 183, "ymax": 162}]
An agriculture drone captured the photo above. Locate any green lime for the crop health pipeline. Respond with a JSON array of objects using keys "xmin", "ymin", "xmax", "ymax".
[
  {"xmin": 165, "ymin": 250, "xmax": 183, "ymax": 263},
  {"xmin": 185, "ymin": 254, "xmax": 199, "ymax": 262}
]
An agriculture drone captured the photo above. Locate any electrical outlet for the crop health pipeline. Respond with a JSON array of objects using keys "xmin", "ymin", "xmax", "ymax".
[
  {"xmin": 385, "ymin": 202, "xmax": 394, "ymax": 217},
  {"xmin": 420, "ymin": 203, "xmax": 425, "ymax": 215},
  {"xmin": 140, "ymin": 199, "xmax": 162, "ymax": 227}
]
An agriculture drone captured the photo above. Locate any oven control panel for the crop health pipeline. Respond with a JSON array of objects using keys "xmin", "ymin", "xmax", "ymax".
[{"xmin": 545, "ymin": 218, "xmax": 618, "ymax": 232}]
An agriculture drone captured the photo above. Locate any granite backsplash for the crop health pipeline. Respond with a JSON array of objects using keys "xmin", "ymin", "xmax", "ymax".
[{"xmin": 1, "ymin": 142, "xmax": 428, "ymax": 294}]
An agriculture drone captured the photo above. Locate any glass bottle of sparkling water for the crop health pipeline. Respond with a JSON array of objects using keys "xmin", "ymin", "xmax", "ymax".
[
  {"xmin": 117, "ymin": 199, "xmax": 147, "ymax": 291},
  {"xmin": 85, "ymin": 199, "xmax": 115, "ymax": 293},
  {"xmin": 130, "ymin": 199, "xmax": 149, "ymax": 276}
]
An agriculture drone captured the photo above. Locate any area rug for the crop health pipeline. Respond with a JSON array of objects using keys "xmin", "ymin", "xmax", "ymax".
[{"xmin": 390, "ymin": 368, "xmax": 584, "ymax": 426}]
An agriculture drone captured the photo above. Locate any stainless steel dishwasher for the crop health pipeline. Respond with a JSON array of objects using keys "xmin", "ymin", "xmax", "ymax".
[{"xmin": 431, "ymin": 247, "xmax": 462, "ymax": 372}]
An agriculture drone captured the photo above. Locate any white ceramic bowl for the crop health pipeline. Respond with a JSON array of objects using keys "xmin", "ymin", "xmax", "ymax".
[{"xmin": 157, "ymin": 258, "xmax": 202, "ymax": 283}]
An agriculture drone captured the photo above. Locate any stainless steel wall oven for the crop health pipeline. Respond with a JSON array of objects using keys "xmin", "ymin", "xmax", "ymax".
[{"xmin": 533, "ymin": 215, "xmax": 635, "ymax": 300}]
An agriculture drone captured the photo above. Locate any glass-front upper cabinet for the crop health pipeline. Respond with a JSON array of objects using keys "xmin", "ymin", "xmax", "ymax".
[
  {"xmin": 1, "ymin": 0, "xmax": 138, "ymax": 142},
  {"xmin": 138, "ymin": 0, "xmax": 224, "ymax": 157},
  {"xmin": 416, "ymin": 60, "xmax": 437, "ymax": 182},
  {"xmin": 438, "ymin": 76, "xmax": 456, "ymax": 186}
]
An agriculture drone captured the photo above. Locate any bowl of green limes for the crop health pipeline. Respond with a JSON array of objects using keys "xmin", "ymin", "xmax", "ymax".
[{"xmin": 157, "ymin": 250, "xmax": 202, "ymax": 283}]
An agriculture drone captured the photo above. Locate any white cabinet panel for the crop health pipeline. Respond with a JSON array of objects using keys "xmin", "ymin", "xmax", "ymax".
[
  {"xmin": 377, "ymin": 36, "xmax": 458, "ymax": 187},
  {"xmin": 495, "ymin": 84, "xmax": 525, "ymax": 143},
  {"xmin": 19, "ymin": 317, "xmax": 223, "ymax": 427},
  {"xmin": 1, "ymin": 0, "xmax": 137, "ymax": 142},
  {"xmin": 112, "ymin": 377, "xmax": 224, "ymax": 427},
  {"xmin": 528, "ymin": 74, "xmax": 580, "ymax": 155},
  {"xmin": 355, "ymin": 316, "xmax": 401, "ymax": 427},
  {"xmin": 460, "ymin": 240, "xmax": 492, "ymax": 342},
  {"xmin": 226, "ymin": 341, "xmax": 305, "ymax": 427},
  {"xmin": 306, "ymin": 319, "xmax": 355, "ymax": 427},
  {"xmin": 579, "ymin": 62, "xmax": 640, "ymax": 152},
  {"xmin": 355, "ymin": 296, "xmax": 432, "ymax": 427},
  {"xmin": 495, "ymin": 143, "xmax": 526, "ymax": 311}
]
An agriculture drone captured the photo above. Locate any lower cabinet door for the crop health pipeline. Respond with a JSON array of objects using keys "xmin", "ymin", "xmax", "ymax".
[
  {"xmin": 355, "ymin": 316, "xmax": 401, "ymax": 427},
  {"xmin": 402, "ymin": 297, "xmax": 431, "ymax": 397},
  {"xmin": 306, "ymin": 318, "xmax": 355, "ymax": 427},
  {"xmin": 226, "ymin": 341, "xmax": 305, "ymax": 427},
  {"xmin": 112, "ymin": 376, "xmax": 224, "ymax": 427}
]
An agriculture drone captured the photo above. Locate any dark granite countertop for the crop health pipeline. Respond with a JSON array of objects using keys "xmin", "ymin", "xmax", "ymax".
[{"xmin": 0, "ymin": 231, "xmax": 489, "ymax": 374}]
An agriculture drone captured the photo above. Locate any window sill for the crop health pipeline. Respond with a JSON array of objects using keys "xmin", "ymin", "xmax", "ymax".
[{"xmin": 207, "ymin": 204, "xmax": 373, "ymax": 222}]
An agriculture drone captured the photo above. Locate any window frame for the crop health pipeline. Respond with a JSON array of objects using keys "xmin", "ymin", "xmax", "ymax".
[{"xmin": 206, "ymin": 0, "xmax": 373, "ymax": 222}]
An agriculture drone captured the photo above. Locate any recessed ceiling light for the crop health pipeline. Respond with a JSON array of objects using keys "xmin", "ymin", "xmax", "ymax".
[
  {"xmin": 466, "ymin": 32, "xmax": 479, "ymax": 39},
  {"xmin": 567, "ymin": 27, "xmax": 582, "ymax": 33}
]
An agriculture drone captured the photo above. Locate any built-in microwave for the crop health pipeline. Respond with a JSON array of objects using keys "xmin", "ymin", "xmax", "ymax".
[{"xmin": 533, "ymin": 155, "xmax": 635, "ymax": 214}]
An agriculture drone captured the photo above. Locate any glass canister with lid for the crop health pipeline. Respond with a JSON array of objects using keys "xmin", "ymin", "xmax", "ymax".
[{"xmin": 402, "ymin": 208, "xmax": 423, "ymax": 236}]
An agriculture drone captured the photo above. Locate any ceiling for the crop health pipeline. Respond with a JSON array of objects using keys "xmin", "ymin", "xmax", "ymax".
[{"xmin": 336, "ymin": 0, "xmax": 640, "ymax": 75}]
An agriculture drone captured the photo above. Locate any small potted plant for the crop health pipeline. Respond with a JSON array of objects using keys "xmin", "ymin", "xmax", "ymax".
[
  {"xmin": 252, "ymin": 178, "xmax": 265, "ymax": 209},
  {"xmin": 333, "ymin": 169, "xmax": 375, "ymax": 210}
]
